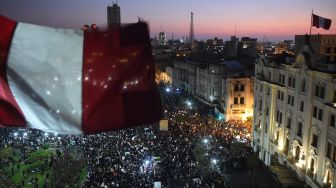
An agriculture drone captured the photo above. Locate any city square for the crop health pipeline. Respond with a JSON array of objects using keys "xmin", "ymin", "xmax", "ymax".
[{"xmin": 1, "ymin": 0, "xmax": 336, "ymax": 187}]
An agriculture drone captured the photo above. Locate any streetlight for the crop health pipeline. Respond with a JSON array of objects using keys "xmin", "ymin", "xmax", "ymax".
[
  {"xmin": 211, "ymin": 158, "xmax": 218, "ymax": 165},
  {"xmin": 186, "ymin": 100, "xmax": 192, "ymax": 109},
  {"xmin": 44, "ymin": 132, "xmax": 48, "ymax": 137},
  {"xmin": 165, "ymin": 87, "xmax": 171, "ymax": 93},
  {"xmin": 203, "ymin": 138, "xmax": 209, "ymax": 144},
  {"xmin": 23, "ymin": 132, "xmax": 28, "ymax": 137},
  {"xmin": 13, "ymin": 132, "xmax": 18, "ymax": 137},
  {"xmin": 145, "ymin": 160, "xmax": 150, "ymax": 165}
]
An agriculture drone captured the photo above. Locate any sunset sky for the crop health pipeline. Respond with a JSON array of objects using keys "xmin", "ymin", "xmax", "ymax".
[{"xmin": 1, "ymin": 0, "xmax": 335, "ymax": 41}]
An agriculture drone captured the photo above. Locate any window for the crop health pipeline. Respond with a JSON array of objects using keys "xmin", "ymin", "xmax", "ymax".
[
  {"xmin": 311, "ymin": 134, "xmax": 318, "ymax": 147},
  {"xmin": 287, "ymin": 95, "xmax": 294, "ymax": 106},
  {"xmin": 264, "ymin": 123, "xmax": 268, "ymax": 133},
  {"xmin": 278, "ymin": 74, "xmax": 285, "ymax": 85},
  {"xmin": 259, "ymin": 99, "xmax": 262, "ymax": 112},
  {"xmin": 315, "ymin": 85, "xmax": 319, "ymax": 97},
  {"xmin": 333, "ymin": 90, "xmax": 336, "ymax": 103},
  {"xmin": 240, "ymin": 97, "xmax": 244, "ymax": 104},
  {"xmin": 267, "ymin": 87, "xmax": 270, "ymax": 95},
  {"xmin": 333, "ymin": 146, "xmax": 336, "ymax": 162},
  {"xmin": 266, "ymin": 107, "xmax": 269, "ymax": 116},
  {"xmin": 330, "ymin": 114, "xmax": 336, "ymax": 127},
  {"xmin": 276, "ymin": 110, "xmax": 283, "ymax": 124},
  {"xmin": 240, "ymin": 85, "xmax": 245, "ymax": 92},
  {"xmin": 234, "ymin": 84, "xmax": 239, "ymax": 91},
  {"xmin": 301, "ymin": 80, "xmax": 306, "ymax": 92},
  {"xmin": 327, "ymin": 142, "xmax": 332, "ymax": 159},
  {"xmin": 268, "ymin": 71, "xmax": 271, "ymax": 80},
  {"xmin": 258, "ymin": 119, "xmax": 261, "ymax": 128},
  {"xmin": 315, "ymin": 85, "xmax": 325, "ymax": 99},
  {"xmin": 235, "ymin": 84, "xmax": 244, "ymax": 92},
  {"xmin": 321, "ymin": 86, "xmax": 325, "ymax": 99},
  {"xmin": 326, "ymin": 47, "xmax": 331, "ymax": 54},
  {"xmin": 293, "ymin": 77, "xmax": 296, "ymax": 88},
  {"xmin": 297, "ymin": 122, "xmax": 303, "ymax": 137},
  {"xmin": 288, "ymin": 75, "xmax": 296, "ymax": 88},
  {"xmin": 277, "ymin": 90, "xmax": 284, "ymax": 101},
  {"xmin": 300, "ymin": 101, "xmax": 304, "ymax": 112},
  {"xmin": 313, "ymin": 106, "xmax": 318, "ymax": 118},
  {"xmin": 318, "ymin": 109, "xmax": 323, "ymax": 121},
  {"xmin": 286, "ymin": 118, "xmax": 291, "ymax": 129},
  {"xmin": 234, "ymin": 97, "xmax": 238, "ymax": 104}
]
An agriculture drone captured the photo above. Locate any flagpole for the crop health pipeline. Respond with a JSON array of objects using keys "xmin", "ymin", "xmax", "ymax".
[{"xmin": 310, "ymin": 9, "xmax": 313, "ymax": 35}]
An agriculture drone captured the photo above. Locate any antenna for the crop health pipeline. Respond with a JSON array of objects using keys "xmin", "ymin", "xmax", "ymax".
[{"xmin": 189, "ymin": 12, "xmax": 194, "ymax": 44}]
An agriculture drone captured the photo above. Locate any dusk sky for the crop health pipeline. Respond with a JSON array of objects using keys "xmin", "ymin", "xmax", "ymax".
[{"xmin": 1, "ymin": 0, "xmax": 335, "ymax": 41}]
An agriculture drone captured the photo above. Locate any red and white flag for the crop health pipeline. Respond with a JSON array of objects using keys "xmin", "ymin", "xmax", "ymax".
[
  {"xmin": 0, "ymin": 15, "xmax": 162, "ymax": 134},
  {"xmin": 312, "ymin": 13, "xmax": 332, "ymax": 30}
]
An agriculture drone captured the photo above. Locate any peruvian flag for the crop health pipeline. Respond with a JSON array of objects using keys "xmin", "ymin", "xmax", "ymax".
[
  {"xmin": 0, "ymin": 15, "xmax": 162, "ymax": 134},
  {"xmin": 312, "ymin": 13, "xmax": 332, "ymax": 30}
]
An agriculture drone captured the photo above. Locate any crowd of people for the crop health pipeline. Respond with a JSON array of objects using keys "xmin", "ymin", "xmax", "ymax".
[{"xmin": 0, "ymin": 84, "xmax": 253, "ymax": 187}]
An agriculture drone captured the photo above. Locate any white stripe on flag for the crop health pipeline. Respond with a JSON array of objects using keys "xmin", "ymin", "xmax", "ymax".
[
  {"xmin": 318, "ymin": 17, "xmax": 325, "ymax": 28},
  {"xmin": 7, "ymin": 22, "xmax": 84, "ymax": 134}
]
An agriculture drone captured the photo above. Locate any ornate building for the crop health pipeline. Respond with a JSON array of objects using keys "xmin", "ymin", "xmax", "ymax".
[{"xmin": 252, "ymin": 44, "xmax": 336, "ymax": 188}]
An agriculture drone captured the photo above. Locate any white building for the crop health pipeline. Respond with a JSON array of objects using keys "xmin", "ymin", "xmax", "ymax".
[
  {"xmin": 172, "ymin": 61, "xmax": 197, "ymax": 95},
  {"xmin": 173, "ymin": 61, "xmax": 225, "ymax": 104},
  {"xmin": 252, "ymin": 44, "xmax": 336, "ymax": 188},
  {"xmin": 195, "ymin": 64, "xmax": 225, "ymax": 104}
]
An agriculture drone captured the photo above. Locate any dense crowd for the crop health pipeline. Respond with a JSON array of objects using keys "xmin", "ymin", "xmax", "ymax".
[{"xmin": 0, "ymin": 84, "xmax": 252, "ymax": 187}]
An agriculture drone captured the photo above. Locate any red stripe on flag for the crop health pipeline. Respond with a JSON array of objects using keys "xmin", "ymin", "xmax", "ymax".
[
  {"xmin": 82, "ymin": 23, "xmax": 162, "ymax": 134},
  {"xmin": 0, "ymin": 15, "xmax": 26, "ymax": 127}
]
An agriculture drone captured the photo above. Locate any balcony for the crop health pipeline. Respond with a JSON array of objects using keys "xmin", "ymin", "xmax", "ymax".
[
  {"xmin": 270, "ymin": 139, "xmax": 278, "ymax": 146},
  {"xmin": 231, "ymin": 104, "xmax": 246, "ymax": 109}
]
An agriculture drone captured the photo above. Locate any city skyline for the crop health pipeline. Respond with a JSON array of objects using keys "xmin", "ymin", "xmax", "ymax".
[{"xmin": 0, "ymin": 0, "xmax": 335, "ymax": 41}]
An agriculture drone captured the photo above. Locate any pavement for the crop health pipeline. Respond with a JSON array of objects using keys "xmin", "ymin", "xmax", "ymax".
[{"xmin": 221, "ymin": 159, "xmax": 279, "ymax": 188}]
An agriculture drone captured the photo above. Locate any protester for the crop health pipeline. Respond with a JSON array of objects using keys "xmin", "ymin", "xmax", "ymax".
[{"xmin": 0, "ymin": 84, "xmax": 251, "ymax": 187}]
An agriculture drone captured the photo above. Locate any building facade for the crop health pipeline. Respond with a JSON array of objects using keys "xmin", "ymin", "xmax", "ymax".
[
  {"xmin": 172, "ymin": 61, "xmax": 197, "ymax": 95},
  {"xmin": 222, "ymin": 76, "xmax": 254, "ymax": 121},
  {"xmin": 252, "ymin": 45, "xmax": 336, "ymax": 188},
  {"xmin": 295, "ymin": 35, "xmax": 336, "ymax": 62},
  {"xmin": 107, "ymin": 3, "xmax": 120, "ymax": 27},
  {"xmin": 195, "ymin": 64, "xmax": 225, "ymax": 104}
]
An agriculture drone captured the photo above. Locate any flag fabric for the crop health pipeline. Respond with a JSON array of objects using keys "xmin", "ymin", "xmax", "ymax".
[
  {"xmin": 312, "ymin": 13, "xmax": 332, "ymax": 30},
  {"xmin": 0, "ymin": 15, "xmax": 162, "ymax": 134}
]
